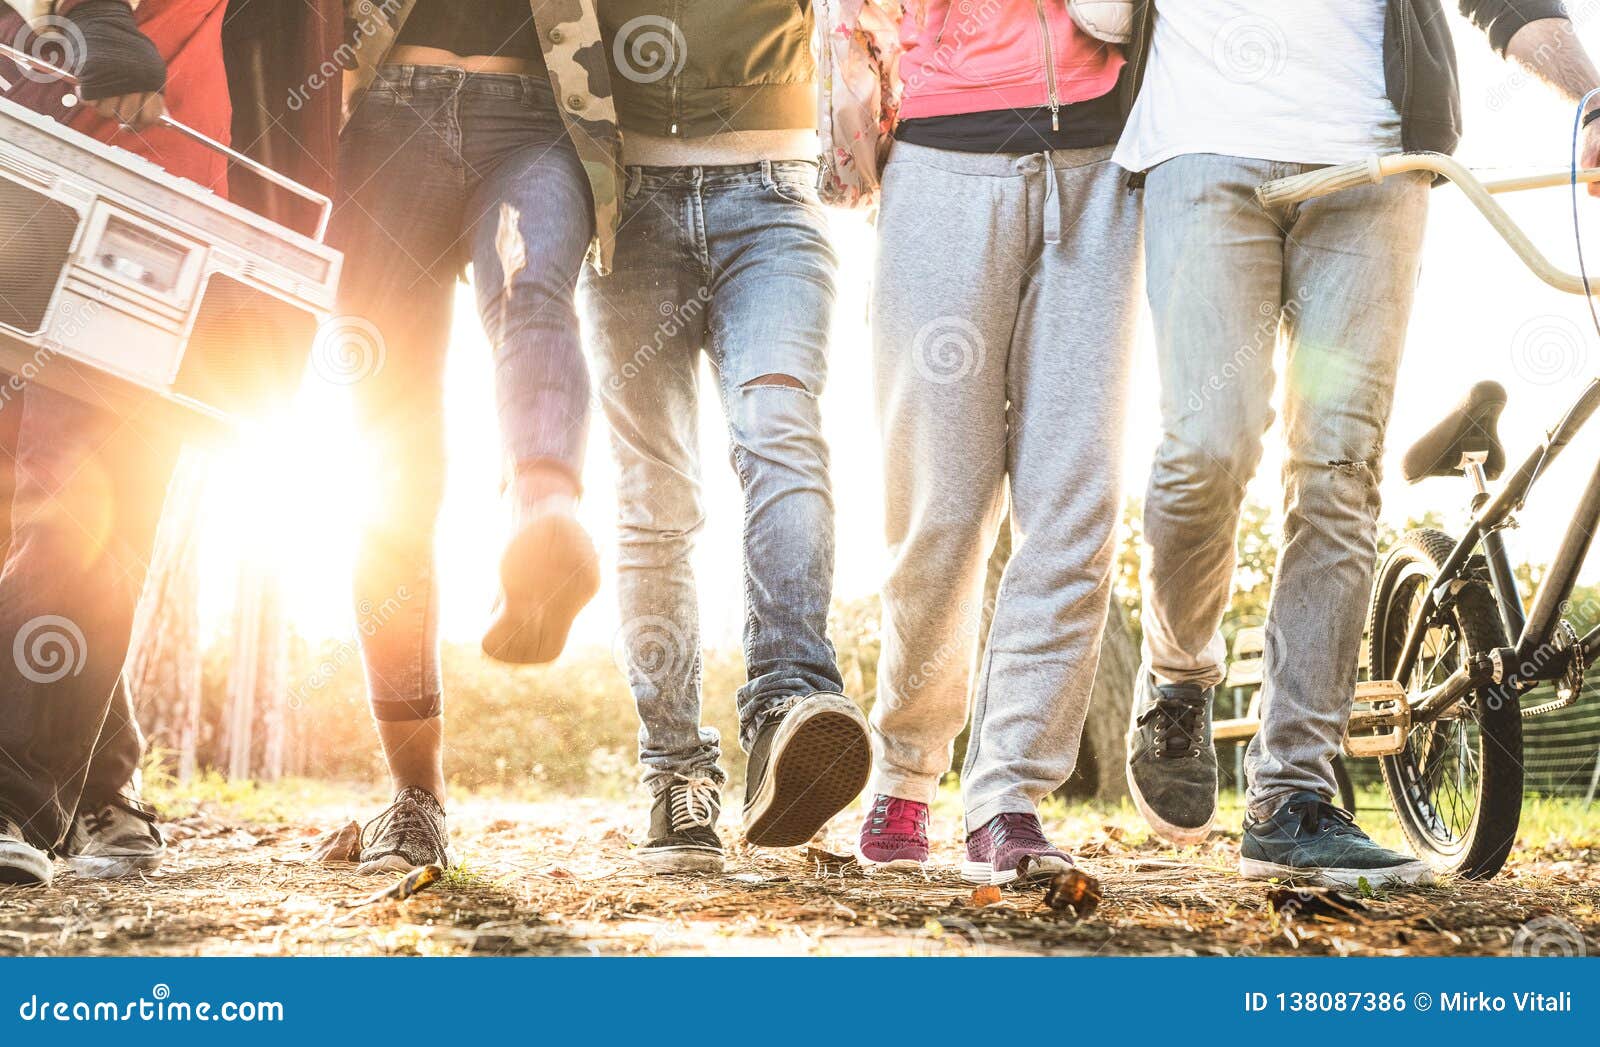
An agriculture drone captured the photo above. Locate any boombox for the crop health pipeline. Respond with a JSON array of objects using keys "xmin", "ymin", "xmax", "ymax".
[{"xmin": 0, "ymin": 44, "xmax": 341, "ymax": 431}]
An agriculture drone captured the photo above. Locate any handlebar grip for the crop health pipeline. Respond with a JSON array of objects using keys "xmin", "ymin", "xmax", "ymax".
[{"xmin": 1255, "ymin": 158, "xmax": 1383, "ymax": 208}]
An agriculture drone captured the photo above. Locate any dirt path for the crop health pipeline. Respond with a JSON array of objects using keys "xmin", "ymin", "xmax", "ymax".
[{"xmin": 2, "ymin": 791, "xmax": 1596, "ymax": 956}]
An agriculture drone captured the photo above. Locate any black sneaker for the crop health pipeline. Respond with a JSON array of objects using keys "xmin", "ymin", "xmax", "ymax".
[
  {"xmin": 639, "ymin": 777, "xmax": 724, "ymax": 874},
  {"xmin": 358, "ymin": 786, "xmax": 451, "ymax": 875},
  {"xmin": 0, "ymin": 815, "xmax": 51, "ymax": 887},
  {"xmin": 1240, "ymin": 791, "xmax": 1432, "ymax": 888},
  {"xmin": 743, "ymin": 692, "xmax": 871, "ymax": 848},
  {"xmin": 64, "ymin": 791, "xmax": 165, "ymax": 878},
  {"xmin": 1126, "ymin": 672, "xmax": 1217, "ymax": 844}
]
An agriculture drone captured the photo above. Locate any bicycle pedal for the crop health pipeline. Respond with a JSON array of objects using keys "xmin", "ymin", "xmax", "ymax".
[{"xmin": 1343, "ymin": 680, "xmax": 1410, "ymax": 758}]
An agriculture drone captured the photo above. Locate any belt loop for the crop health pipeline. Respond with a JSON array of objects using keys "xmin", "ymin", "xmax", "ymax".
[
  {"xmin": 625, "ymin": 166, "xmax": 642, "ymax": 198},
  {"xmin": 1042, "ymin": 151, "xmax": 1061, "ymax": 245},
  {"xmin": 760, "ymin": 159, "xmax": 774, "ymax": 189}
]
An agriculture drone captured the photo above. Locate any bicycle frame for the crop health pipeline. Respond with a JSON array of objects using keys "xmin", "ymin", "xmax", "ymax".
[
  {"xmin": 1256, "ymin": 152, "xmax": 1600, "ymax": 723},
  {"xmin": 1392, "ymin": 377, "xmax": 1600, "ymax": 719}
]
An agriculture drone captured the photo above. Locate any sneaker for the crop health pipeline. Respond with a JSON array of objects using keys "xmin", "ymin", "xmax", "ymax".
[
  {"xmin": 1240, "ymin": 791, "xmax": 1432, "ymax": 888},
  {"xmin": 639, "ymin": 777, "xmax": 724, "ymax": 874},
  {"xmin": 743, "ymin": 692, "xmax": 871, "ymax": 848},
  {"xmin": 63, "ymin": 792, "xmax": 165, "ymax": 878},
  {"xmin": 1126, "ymin": 672, "xmax": 1217, "ymax": 845},
  {"xmin": 358, "ymin": 786, "xmax": 451, "ymax": 875},
  {"xmin": 482, "ymin": 507, "xmax": 601, "ymax": 665},
  {"xmin": 0, "ymin": 815, "xmax": 51, "ymax": 887},
  {"xmin": 963, "ymin": 812, "xmax": 1074, "ymax": 885},
  {"xmin": 856, "ymin": 795, "xmax": 929, "ymax": 871}
]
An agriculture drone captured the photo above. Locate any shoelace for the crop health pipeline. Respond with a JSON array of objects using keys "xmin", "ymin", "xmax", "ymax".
[
  {"xmin": 868, "ymin": 796, "xmax": 927, "ymax": 837},
  {"xmin": 989, "ymin": 813, "xmax": 1051, "ymax": 850},
  {"xmin": 1136, "ymin": 687, "xmax": 1207, "ymax": 759},
  {"xmin": 80, "ymin": 795, "xmax": 157, "ymax": 836},
  {"xmin": 1287, "ymin": 799, "xmax": 1369, "ymax": 841},
  {"xmin": 362, "ymin": 791, "xmax": 447, "ymax": 857},
  {"xmin": 668, "ymin": 778, "xmax": 720, "ymax": 832}
]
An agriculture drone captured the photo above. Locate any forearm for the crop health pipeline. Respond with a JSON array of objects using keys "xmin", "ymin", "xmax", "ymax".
[{"xmin": 1505, "ymin": 17, "xmax": 1600, "ymax": 108}]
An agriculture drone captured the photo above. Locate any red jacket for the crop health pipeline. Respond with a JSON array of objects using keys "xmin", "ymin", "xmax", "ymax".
[
  {"xmin": 66, "ymin": 0, "xmax": 234, "ymax": 194},
  {"xmin": 2, "ymin": 0, "xmax": 341, "ymax": 230}
]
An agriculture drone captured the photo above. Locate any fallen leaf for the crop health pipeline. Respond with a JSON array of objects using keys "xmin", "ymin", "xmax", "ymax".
[
  {"xmin": 1042, "ymin": 869, "xmax": 1102, "ymax": 920},
  {"xmin": 345, "ymin": 864, "xmax": 443, "ymax": 908},
  {"xmin": 280, "ymin": 821, "xmax": 361, "ymax": 864},
  {"xmin": 968, "ymin": 885, "xmax": 1003, "ymax": 907},
  {"xmin": 805, "ymin": 848, "xmax": 860, "ymax": 875}
]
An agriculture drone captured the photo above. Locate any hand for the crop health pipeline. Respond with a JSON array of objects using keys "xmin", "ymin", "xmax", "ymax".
[
  {"xmin": 65, "ymin": 0, "xmax": 166, "ymax": 129},
  {"xmin": 1584, "ymin": 111, "xmax": 1600, "ymax": 198}
]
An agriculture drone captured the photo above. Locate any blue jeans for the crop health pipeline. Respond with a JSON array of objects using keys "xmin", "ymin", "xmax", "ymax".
[
  {"xmin": 585, "ymin": 161, "xmax": 843, "ymax": 792},
  {"xmin": 329, "ymin": 67, "xmax": 595, "ymax": 723}
]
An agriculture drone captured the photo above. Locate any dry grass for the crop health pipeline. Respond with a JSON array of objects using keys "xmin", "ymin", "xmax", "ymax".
[{"xmin": 1, "ymin": 784, "xmax": 1595, "ymax": 957}]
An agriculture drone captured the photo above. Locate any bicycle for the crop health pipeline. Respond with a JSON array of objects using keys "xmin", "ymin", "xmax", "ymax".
[{"xmin": 1252, "ymin": 149, "xmax": 1600, "ymax": 880}]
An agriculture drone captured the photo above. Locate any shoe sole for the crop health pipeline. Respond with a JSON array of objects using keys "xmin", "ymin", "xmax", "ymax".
[
  {"xmin": 744, "ymin": 695, "xmax": 871, "ymax": 848},
  {"xmin": 0, "ymin": 840, "xmax": 52, "ymax": 886},
  {"xmin": 356, "ymin": 848, "xmax": 456, "ymax": 877},
  {"xmin": 637, "ymin": 847, "xmax": 725, "ymax": 875},
  {"xmin": 482, "ymin": 514, "xmax": 601, "ymax": 665},
  {"xmin": 66, "ymin": 850, "xmax": 164, "ymax": 879},
  {"xmin": 962, "ymin": 855, "xmax": 1073, "ymax": 886},
  {"xmin": 857, "ymin": 853, "xmax": 930, "ymax": 874},
  {"xmin": 1239, "ymin": 856, "xmax": 1434, "ymax": 888}
]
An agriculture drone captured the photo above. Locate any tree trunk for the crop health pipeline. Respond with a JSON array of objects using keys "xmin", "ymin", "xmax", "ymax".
[{"xmin": 126, "ymin": 452, "xmax": 206, "ymax": 781}]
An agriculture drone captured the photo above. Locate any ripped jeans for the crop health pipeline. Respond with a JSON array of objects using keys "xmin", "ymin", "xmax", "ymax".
[
  {"xmin": 1138, "ymin": 153, "xmax": 1430, "ymax": 817},
  {"xmin": 584, "ymin": 161, "xmax": 843, "ymax": 793}
]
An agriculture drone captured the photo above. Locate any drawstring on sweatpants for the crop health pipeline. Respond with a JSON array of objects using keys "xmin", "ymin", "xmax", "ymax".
[{"xmin": 1015, "ymin": 152, "xmax": 1062, "ymax": 245}]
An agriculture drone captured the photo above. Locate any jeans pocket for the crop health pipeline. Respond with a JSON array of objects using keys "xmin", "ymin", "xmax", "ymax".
[{"xmin": 767, "ymin": 164, "xmax": 822, "ymax": 208}]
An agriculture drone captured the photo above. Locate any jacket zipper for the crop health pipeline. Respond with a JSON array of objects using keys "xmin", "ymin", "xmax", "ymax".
[
  {"xmin": 1394, "ymin": 0, "xmax": 1413, "ymax": 151},
  {"xmin": 668, "ymin": 0, "xmax": 682, "ymax": 134},
  {"xmin": 1032, "ymin": 0, "xmax": 1060, "ymax": 130}
]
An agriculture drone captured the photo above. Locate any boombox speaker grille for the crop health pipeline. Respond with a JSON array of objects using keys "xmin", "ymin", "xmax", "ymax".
[
  {"xmin": 0, "ymin": 179, "xmax": 80, "ymax": 333},
  {"xmin": 174, "ymin": 274, "xmax": 315, "ymax": 418}
]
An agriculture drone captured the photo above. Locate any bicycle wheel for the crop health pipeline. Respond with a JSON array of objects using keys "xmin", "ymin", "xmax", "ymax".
[{"xmin": 1368, "ymin": 529, "xmax": 1522, "ymax": 879}]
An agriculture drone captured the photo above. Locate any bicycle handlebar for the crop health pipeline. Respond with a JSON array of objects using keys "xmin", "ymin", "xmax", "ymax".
[
  {"xmin": 1256, "ymin": 153, "xmax": 1600, "ymax": 296},
  {"xmin": 1255, "ymin": 158, "xmax": 1385, "ymax": 208}
]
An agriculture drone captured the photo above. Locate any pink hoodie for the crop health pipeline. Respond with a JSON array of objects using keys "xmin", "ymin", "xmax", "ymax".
[{"xmin": 897, "ymin": 0, "xmax": 1124, "ymax": 127}]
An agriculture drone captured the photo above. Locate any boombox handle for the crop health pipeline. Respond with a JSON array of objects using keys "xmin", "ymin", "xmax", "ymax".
[{"xmin": 0, "ymin": 41, "xmax": 334, "ymax": 241}]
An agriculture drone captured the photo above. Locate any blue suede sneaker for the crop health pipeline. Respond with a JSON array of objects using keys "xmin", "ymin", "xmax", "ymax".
[{"xmin": 1240, "ymin": 792, "xmax": 1432, "ymax": 888}]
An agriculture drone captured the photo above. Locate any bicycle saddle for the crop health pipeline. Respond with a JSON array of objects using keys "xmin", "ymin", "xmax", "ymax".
[{"xmin": 1400, "ymin": 380, "xmax": 1507, "ymax": 483}]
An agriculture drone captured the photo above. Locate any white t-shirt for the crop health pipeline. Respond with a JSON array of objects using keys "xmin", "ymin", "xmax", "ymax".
[{"xmin": 1113, "ymin": 1, "xmax": 1403, "ymax": 172}]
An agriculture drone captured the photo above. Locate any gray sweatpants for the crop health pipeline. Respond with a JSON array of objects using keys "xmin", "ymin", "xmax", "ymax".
[
  {"xmin": 1139, "ymin": 153, "xmax": 1429, "ymax": 819},
  {"xmin": 870, "ymin": 141, "xmax": 1144, "ymax": 831}
]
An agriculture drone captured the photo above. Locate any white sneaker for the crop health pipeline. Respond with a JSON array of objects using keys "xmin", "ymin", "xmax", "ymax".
[{"xmin": 1, "ymin": 815, "xmax": 53, "ymax": 886}]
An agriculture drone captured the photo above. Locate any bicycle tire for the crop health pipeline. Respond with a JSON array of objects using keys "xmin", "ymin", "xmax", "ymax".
[{"xmin": 1368, "ymin": 528, "xmax": 1522, "ymax": 879}]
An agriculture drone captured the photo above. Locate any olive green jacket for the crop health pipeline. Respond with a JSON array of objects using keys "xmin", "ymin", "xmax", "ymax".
[
  {"xmin": 598, "ymin": 0, "xmax": 816, "ymax": 137},
  {"xmin": 339, "ymin": 0, "xmax": 624, "ymax": 273}
]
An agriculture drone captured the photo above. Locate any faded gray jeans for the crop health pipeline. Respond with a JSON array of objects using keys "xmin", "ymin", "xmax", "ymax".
[{"xmin": 1138, "ymin": 153, "xmax": 1429, "ymax": 820}]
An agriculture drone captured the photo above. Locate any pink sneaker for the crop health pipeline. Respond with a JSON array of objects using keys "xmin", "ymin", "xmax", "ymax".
[
  {"xmin": 962, "ymin": 812, "xmax": 1073, "ymax": 885},
  {"xmin": 856, "ymin": 794, "xmax": 929, "ymax": 870}
]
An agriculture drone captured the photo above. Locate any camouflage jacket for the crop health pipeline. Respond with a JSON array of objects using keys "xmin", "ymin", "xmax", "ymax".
[{"xmin": 339, "ymin": 0, "xmax": 623, "ymax": 273}]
